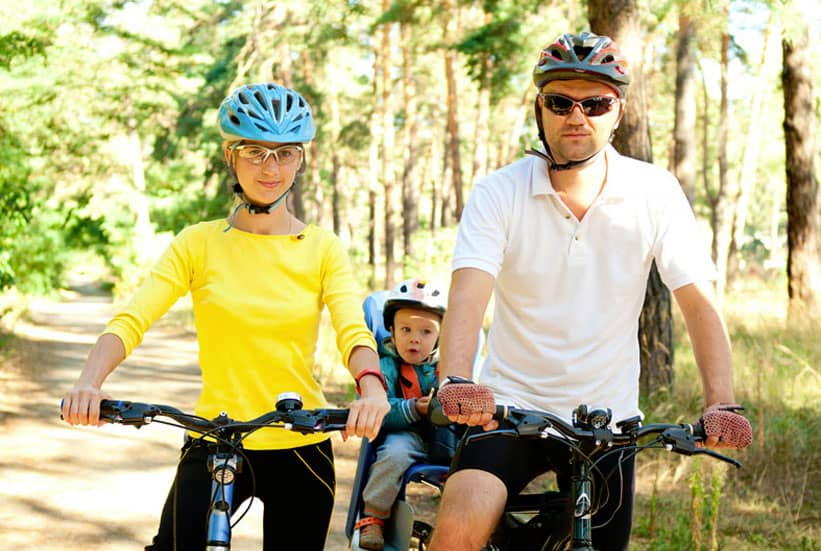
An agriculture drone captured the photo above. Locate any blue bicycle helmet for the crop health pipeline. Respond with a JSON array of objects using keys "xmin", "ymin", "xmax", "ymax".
[{"xmin": 218, "ymin": 83, "xmax": 316, "ymax": 143}]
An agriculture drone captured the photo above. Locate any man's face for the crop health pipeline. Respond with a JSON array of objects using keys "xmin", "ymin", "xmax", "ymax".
[{"xmin": 538, "ymin": 79, "xmax": 623, "ymax": 165}]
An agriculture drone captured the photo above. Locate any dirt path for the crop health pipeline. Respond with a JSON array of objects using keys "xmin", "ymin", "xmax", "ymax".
[{"xmin": 0, "ymin": 285, "xmax": 372, "ymax": 550}]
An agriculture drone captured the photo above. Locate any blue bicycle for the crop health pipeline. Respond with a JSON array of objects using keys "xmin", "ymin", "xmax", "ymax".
[{"xmin": 65, "ymin": 393, "xmax": 348, "ymax": 550}]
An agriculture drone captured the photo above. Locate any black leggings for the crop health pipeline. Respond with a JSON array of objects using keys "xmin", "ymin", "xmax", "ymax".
[
  {"xmin": 452, "ymin": 427, "xmax": 636, "ymax": 551},
  {"xmin": 145, "ymin": 438, "xmax": 335, "ymax": 551}
]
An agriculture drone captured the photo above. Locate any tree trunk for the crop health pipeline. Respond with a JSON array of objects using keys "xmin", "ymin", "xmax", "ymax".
[
  {"xmin": 329, "ymin": 89, "xmax": 342, "ymax": 237},
  {"xmin": 589, "ymin": 0, "xmax": 673, "ymax": 395},
  {"xmin": 430, "ymin": 126, "xmax": 441, "ymax": 233},
  {"xmin": 782, "ymin": 25, "xmax": 821, "ymax": 321},
  {"xmin": 589, "ymin": 1, "xmax": 651, "ymax": 160},
  {"xmin": 710, "ymin": 14, "xmax": 735, "ymax": 307},
  {"xmin": 368, "ymin": 30, "xmax": 382, "ymax": 287},
  {"xmin": 471, "ymin": 10, "xmax": 492, "ymax": 184},
  {"xmin": 673, "ymin": 11, "xmax": 697, "ymax": 204},
  {"xmin": 499, "ymin": 86, "xmax": 536, "ymax": 169},
  {"xmin": 442, "ymin": 0, "xmax": 462, "ymax": 223},
  {"xmin": 728, "ymin": 16, "xmax": 773, "ymax": 286},
  {"xmin": 401, "ymin": 20, "xmax": 419, "ymax": 262},
  {"xmin": 127, "ymin": 125, "xmax": 154, "ymax": 264},
  {"xmin": 380, "ymin": 1, "xmax": 397, "ymax": 288}
]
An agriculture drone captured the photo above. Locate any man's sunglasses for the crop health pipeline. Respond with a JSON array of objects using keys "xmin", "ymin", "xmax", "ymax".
[{"xmin": 539, "ymin": 93, "xmax": 620, "ymax": 117}]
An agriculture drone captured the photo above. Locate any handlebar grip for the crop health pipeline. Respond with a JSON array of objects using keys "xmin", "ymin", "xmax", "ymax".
[
  {"xmin": 493, "ymin": 405, "xmax": 509, "ymax": 421},
  {"xmin": 59, "ymin": 398, "xmax": 130, "ymax": 422}
]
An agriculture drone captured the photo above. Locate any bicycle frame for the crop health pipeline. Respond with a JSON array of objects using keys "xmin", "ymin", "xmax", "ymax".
[{"xmin": 204, "ymin": 423, "xmax": 244, "ymax": 550}]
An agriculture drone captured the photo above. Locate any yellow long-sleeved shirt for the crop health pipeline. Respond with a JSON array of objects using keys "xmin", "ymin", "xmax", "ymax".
[{"xmin": 104, "ymin": 220, "xmax": 376, "ymax": 449}]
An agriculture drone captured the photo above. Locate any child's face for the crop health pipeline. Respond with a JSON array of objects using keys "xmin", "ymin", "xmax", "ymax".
[{"xmin": 392, "ymin": 308, "xmax": 442, "ymax": 365}]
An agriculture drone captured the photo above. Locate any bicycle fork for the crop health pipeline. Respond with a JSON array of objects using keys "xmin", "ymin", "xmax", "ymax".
[
  {"xmin": 570, "ymin": 461, "xmax": 594, "ymax": 551},
  {"xmin": 206, "ymin": 453, "xmax": 242, "ymax": 550}
]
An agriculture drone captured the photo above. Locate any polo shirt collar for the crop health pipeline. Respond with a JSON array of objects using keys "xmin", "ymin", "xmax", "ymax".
[{"xmin": 529, "ymin": 145, "xmax": 628, "ymax": 202}]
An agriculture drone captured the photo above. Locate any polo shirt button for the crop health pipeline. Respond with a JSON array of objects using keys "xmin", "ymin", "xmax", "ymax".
[
  {"xmin": 575, "ymin": 235, "xmax": 580, "ymax": 240},
  {"xmin": 565, "ymin": 215, "xmax": 571, "ymax": 219}
]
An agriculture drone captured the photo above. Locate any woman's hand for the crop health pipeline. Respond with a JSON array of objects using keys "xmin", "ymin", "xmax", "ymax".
[
  {"xmin": 61, "ymin": 383, "xmax": 110, "ymax": 427},
  {"xmin": 346, "ymin": 380, "xmax": 389, "ymax": 441}
]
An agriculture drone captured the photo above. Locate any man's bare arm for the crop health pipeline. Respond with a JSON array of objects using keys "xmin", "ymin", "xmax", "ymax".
[
  {"xmin": 673, "ymin": 282, "xmax": 735, "ymax": 407},
  {"xmin": 439, "ymin": 268, "xmax": 494, "ymax": 381}
]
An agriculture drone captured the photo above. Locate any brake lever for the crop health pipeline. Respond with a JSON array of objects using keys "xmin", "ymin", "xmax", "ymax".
[
  {"xmin": 661, "ymin": 427, "xmax": 742, "ymax": 469},
  {"xmin": 464, "ymin": 412, "xmax": 551, "ymax": 445},
  {"xmin": 696, "ymin": 447, "xmax": 742, "ymax": 469},
  {"xmin": 282, "ymin": 410, "xmax": 319, "ymax": 434},
  {"xmin": 107, "ymin": 403, "xmax": 160, "ymax": 428}
]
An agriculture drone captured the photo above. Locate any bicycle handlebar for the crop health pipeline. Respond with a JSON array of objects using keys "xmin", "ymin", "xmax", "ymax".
[
  {"xmin": 471, "ymin": 405, "xmax": 741, "ymax": 468},
  {"xmin": 61, "ymin": 396, "xmax": 350, "ymax": 436}
]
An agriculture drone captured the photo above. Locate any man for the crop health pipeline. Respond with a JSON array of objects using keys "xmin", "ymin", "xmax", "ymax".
[{"xmin": 428, "ymin": 32, "xmax": 752, "ymax": 551}]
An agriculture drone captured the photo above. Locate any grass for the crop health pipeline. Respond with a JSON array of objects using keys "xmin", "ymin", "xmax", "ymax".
[{"xmin": 632, "ymin": 274, "xmax": 820, "ymax": 550}]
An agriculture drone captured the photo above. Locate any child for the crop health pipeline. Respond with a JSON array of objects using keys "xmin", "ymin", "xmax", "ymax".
[{"xmin": 356, "ymin": 278, "xmax": 451, "ymax": 551}]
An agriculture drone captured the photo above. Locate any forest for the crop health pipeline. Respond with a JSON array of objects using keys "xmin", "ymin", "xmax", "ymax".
[{"xmin": 1, "ymin": 0, "xmax": 819, "ymax": 549}]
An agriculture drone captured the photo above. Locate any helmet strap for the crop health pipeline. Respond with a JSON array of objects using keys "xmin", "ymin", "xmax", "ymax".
[{"xmin": 223, "ymin": 164, "xmax": 296, "ymax": 232}]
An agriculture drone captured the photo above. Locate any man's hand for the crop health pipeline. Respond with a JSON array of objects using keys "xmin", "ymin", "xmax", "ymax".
[
  {"xmin": 437, "ymin": 382, "xmax": 498, "ymax": 431},
  {"xmin": 701, "ymin": 404, "xmax": 753, "ymax": 449}
]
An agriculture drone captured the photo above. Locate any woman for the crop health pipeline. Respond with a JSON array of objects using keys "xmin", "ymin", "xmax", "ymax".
[{"xmin": 61, "ymin": 82, "xmax": 390, "ymax": 550}]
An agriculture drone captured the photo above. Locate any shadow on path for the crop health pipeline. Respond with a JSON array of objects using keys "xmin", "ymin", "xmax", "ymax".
[{"xmin": 0, "ymin": 285, "xmax": 363, "ymax": 550}]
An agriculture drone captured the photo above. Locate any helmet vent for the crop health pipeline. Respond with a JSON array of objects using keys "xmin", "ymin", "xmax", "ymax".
[
  {"xmin": 400, "ymin": 284, "xmax": 408, "ymax": 292},
  {"xmin": 286, "ymin": 94, "xmax": 294, "ymax": 111},
  {"xmin": 575, "ymin": 46, "xmax": 593, "ymax": 59}
]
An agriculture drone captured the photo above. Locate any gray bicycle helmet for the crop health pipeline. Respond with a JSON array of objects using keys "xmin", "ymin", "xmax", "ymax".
[
  {"xmin": 383, "ymin": 279, "xmax": 447, "ymax": 330},
  {"xmin": 533, "ymin": 31, "xmax": 630, "ymax": 96},
  {"xmin": 218, "ymin": 83, "xmax": 316, "ymax": 143}
]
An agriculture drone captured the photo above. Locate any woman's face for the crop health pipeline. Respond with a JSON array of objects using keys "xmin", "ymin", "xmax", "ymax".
[{"xmin": 225, "ymin": 140, "xmax": 304, "ymax": 206}]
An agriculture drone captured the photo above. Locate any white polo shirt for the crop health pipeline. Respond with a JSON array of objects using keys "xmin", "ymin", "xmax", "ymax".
[{"xmin": 452, "ymin": 146, "xmax": 716, "ymax": 425}]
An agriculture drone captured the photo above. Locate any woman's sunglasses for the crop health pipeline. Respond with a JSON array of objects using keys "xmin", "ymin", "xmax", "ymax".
[{"xmin": 539, "ymin": 93, "xmax": 620, "ymax": 117}]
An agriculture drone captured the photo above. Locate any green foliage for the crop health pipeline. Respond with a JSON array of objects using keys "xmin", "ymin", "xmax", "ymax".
[
  {"xmin": 455, "ymin": 14, "xmax": 522, "ymax": 98},
  {"xmin": 0, "ymin": 30, "xmax": 49, "ymax": 69},
  {"xmin": 0, "ymin": 124, "xmax": 33, "ymax": 290},
  {"xmin": 151, "ymin": 191, "xmax": 232, "ymax": 235}
]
